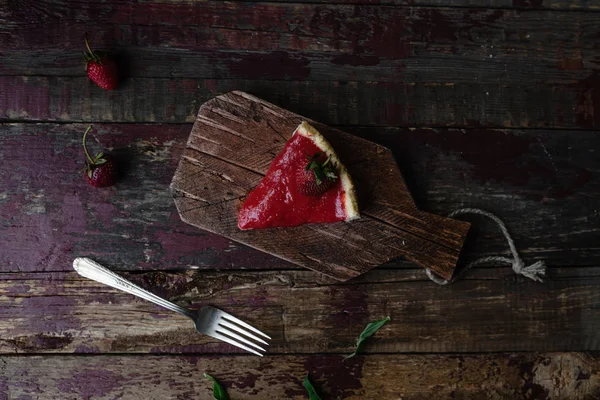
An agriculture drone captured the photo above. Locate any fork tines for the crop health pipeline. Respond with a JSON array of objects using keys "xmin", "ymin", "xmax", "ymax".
[{"xmin": 210, "ymin": 310, "xmax": 271, "ymax": 356}]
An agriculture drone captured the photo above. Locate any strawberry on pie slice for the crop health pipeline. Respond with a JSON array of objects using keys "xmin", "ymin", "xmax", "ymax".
[{"xmin": 238, "ymin": 121, "xmax": 359, "ymax": 230}]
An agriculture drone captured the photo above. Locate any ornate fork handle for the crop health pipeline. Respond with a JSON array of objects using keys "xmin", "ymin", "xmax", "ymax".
[{"xmin": 73, "ymin": 257, "xmax": 194, "ymax": 319}]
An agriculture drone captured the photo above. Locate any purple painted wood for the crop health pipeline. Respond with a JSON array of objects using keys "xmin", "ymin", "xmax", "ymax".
[
  {"xmin": 1, "ymin": 268, "xmax": 599, "ymax": 354},
  {"xmin": 4, "ymin": 353, "xmax": 600, "ymax": 399},
  {"xmin": 1, "ymin": 0, "xmax": 599, "ymax": 397},
  {"xmin": 1, "ymin": 2, "xmax": 600, "ymax": 128},
  {"xmin": 1, "ymin": 4, "xmax": 597, "ymax": 86},
  {"xmin": 0, "ymin": 123, "xmax": 289, "ymax": 272},
  {"xmin": 1, "ymin": 124, "xmax": 597, "ymax": 273}
]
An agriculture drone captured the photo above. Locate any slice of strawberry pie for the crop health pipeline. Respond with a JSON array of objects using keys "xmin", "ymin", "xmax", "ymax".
[{"xmin": 238, "ymin": 121, "xmax": 359, "ymax": 230}]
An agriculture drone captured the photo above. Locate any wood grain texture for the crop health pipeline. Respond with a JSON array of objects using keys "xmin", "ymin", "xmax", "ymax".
[
  {"xmin": 2, "ymin": 0, "xmax": 600, "ymax": 397},
  {"xmin": 3, "ymin": 76, "xmax": 599, "ymax": 129},
  {"xmin": 2, "ymin": 2, "xmax": 600, "ymax": 129},
  {"xmin": 3, "ymin": 1, "xmax": 600, "ymax": 56},
  {"xmin": 1, "ymin": 123, "xmax": 598, "ymax": 273},
  {"xmin": 238, "ymin": 0, "xmax": 600, "ymax": 9},
  {"xmin": 171, "ymin": 91, "xmax": 470, "ymax": 280},
  {"xmin": 4, "ymin": 46, "xmax": 595, "ymax": 86},
  {"xmin": 0, "ymin": 123, "xmax": 291, "ymax": 273},
  {"xmin": 1, "ymin": 4, "xmax": 598, "ymax": 85},
  {"xmin": 2, "ymin": 353, "xmax": 600, "ymax": 399},
  {"xmin": 1, "ymin": 268, "xmax": 599, "ymax": 354}
]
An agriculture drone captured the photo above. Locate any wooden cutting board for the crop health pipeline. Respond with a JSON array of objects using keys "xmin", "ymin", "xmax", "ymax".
[{"xmin": 170, "ymin": 91, "xmax": 470, "ymax": 281}]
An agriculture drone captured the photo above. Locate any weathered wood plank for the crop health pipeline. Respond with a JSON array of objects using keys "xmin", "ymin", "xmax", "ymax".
[
  {"xmin": 2, "ymin": 0, "xmax": 600, "ymax": 20},
  {"xmin": 2, "ymin": 77, "xmax": 599, "ymax": 128},
  {"xmin": 1, "ymin": 123, "xmax": 598, "ymax": 273},
  {"xmin": 5, "ymin": 47, "xmax": 596, "ymax": 86},
  {"xmin": 238, "ymin": 0, "xmax": 600, "ymax": 10},
  {"xmin": 0, "ymin": 123, "xmax": 291, "ymax": 273},
  {"xmin": 3, "ymin": 1, "xmax": 600, "ymax": 48},
  {"xmin": 2, "ymin": 353, "xmax": 599, "ymax": 399},
  {"xmin": 0, "ymin": 269, "xmax": 599, "ymax": 354},
  {"xmin": 346, "ymin": 125, "xmax": 600, "ymax": 266},
  {"xmin": 1, "ymin": 4, "xmax": 598, "ymax": 86}
]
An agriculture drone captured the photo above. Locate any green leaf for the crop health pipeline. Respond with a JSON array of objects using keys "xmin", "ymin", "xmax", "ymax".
[
  {"xmin": 203, "ymin": 373, "xmax": 230, "ymax": 400},
  {"xmin": 303, "ymin": 375, "xmax": 322, "ymax": 400},
  {"xmin": 344, "ymin": 316, "xmax": 391, "ymax": 360}
]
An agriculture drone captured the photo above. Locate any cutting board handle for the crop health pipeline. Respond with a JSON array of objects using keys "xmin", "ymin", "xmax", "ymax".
[{"xmin": 390, "ymin": 210, "xmax": 470, "ymax": 280}]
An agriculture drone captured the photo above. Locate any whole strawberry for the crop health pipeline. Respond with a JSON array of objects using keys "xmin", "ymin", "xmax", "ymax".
[
  {"xmin": 84, "ymin": 34, "xmax": 118, "ymax": 90},
  {"xmin": 296, "ymin": 152, "xmax": 338, "ymax": 196},
  {"xmin": 82, "ymin": 125, "xmax": 118, "ymax": 188}
]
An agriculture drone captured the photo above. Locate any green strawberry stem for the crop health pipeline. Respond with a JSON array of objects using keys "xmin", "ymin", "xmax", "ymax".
[
  {"xmin": 82, "ymin": 125, "xmax": 95, "ymax": 165},
  {"xmin": 84, "ymin": 34, "xmax": 96, "ymax": 60},
  {"xmin": 305, "ymin": 153, "xmax": 337, "ymax": 186},
  {"xmin": 83, "ymin": 33, "xmax": 103, "ymax": 64}
]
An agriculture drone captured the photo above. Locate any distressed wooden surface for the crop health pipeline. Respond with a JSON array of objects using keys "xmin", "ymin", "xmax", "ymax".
[
  {"xmin": 2, "ymin": 2, "xmax": 600, "ymax": 128},
  {"xmin": 2, "ymin": 353, "xmax": 600, "ymax": 399},
  {"xmin": 2, "ymin": 5, "xmax": 599, "ymax": 82},
  {"xmin": 4, "ymin": 76, "xmax": 600, "ymax": 128},
  {"xmin": 1, "ymin": 268, "xmax": 600, "ymax": 354},
  {"xmin": 1, "ymin": 0, "xmax": 600, "ymax": 398},
  {"xmin": 1, "ymin": 123, "xmax": 597, "ymax": 273},
  {"xmin": 172, "ymin": 92, "xmax": 470, "ymax": 280}
]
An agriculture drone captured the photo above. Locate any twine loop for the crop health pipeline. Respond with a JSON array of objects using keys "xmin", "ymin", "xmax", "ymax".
[{"xmin": 426, "ymin": 208, "xmax": 546, "ymax": 285}]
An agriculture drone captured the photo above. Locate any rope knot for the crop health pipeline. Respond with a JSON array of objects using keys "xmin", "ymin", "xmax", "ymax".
[
  {"xmin": 512, "ymin": 259, "xmax": 525, "ymax": 274},
  {"xmin": 515, "ymin": 260, "xmax": 546, "ymax": 283},
  {"xmin": 427, "ymin": 208, "xmax": 547, "ymax": 285}
]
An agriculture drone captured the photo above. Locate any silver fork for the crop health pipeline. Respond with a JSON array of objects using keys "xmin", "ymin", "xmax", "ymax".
[{"xmin": 73, "ymin": 257, "xmax": 270, "ymax": 356}]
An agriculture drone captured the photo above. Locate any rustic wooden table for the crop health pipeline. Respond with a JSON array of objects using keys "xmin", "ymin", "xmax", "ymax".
[{"xmin": 1, "ymin": 1, "xmax": 599, "ymax": 399}]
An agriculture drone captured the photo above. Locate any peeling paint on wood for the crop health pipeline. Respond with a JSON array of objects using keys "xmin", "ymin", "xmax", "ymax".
[
  {"xmin": 1, "ymin": 0, "xmax": 600, "ymax": 397},
  {"xmin": 0, "ymin": 269, "xmax": 599, "ymax": 354},
  {"xmin": 0, "ymin": 123, "xmax": 289, "ymax": 272},
  {"xmin": 1, "ymin": 353, "xmax": 600, "ymax": 399},
  {"xmin": 1, "ymin": 124, "xmax": 597, "ymax": 273}
]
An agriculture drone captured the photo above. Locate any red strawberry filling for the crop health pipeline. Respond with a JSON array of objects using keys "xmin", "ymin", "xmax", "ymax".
[{"xmin": 238, "ymin": 133, "xmax": 347, "ymax": 230}]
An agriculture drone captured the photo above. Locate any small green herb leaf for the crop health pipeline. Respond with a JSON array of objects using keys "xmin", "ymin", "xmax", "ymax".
[
  {"xmin": 204, "ymin": 373, "xmax": 230, "ymax": 400},
  {"xmin": 303, "ymin": 375, "xmax": 322, "ymax": 400},
  {"xmin": 344, "ymin": 316, "xmax": 391, "ymax": 360}
]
